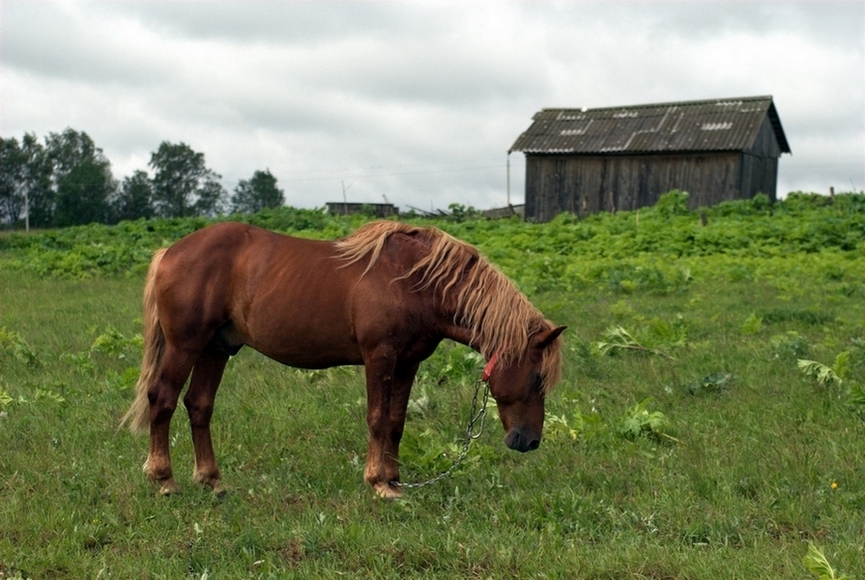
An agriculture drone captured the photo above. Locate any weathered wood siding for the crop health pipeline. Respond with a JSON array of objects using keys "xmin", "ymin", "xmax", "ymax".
[
  {"xmin": 740, "ymin": 116, "xmax": 782, "ymax": 202},
  {"xmin": 524, "ymin": 152, "xmax": 749, "ymax": 222}
]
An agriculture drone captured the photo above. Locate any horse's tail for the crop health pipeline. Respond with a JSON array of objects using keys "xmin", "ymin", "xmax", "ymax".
[{"xmin": 120, "ymin": 248, "xmax": 168, "ymax": 433}]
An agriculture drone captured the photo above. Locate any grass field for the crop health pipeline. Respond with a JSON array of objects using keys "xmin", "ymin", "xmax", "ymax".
[{"xmin": 1, "ymin": 201, "xmax": 864, "ymax": 578}]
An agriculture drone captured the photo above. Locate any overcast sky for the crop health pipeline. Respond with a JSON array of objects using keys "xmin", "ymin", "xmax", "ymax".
[{"xmin": 2, "ymin": 1, "xmax": 863, "ymax": 212}]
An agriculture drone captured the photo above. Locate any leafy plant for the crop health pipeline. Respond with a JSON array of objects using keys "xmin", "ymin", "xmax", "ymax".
[
  {"xmin": 54, "ymin": 327, "xmax": 142, "ymax": 376},
  {"xmin": 438, "ymin": 348, "xmax": 485, "ymax": 385},
  {"xmin": 0, "ymin": 387, "xmax": 12, "ymax": 411},
  {"xmin": 848, "ymin": 382, "xmax": 865, "ymax": 409},
  {"xmin": 672, "ymin": 266, "xmax": 694, "ymax": 291},
  {"xmin": 595, "ymin": 323, "xmax": 681, "ymax": 359},
  {"xmin": 638, "ymin": 315, "xmax": 688, "ymax": 349},
  {"xmin": 803, "ymin": 543, "xmax": 851, "ymax": 580},
  {"xmin": 0, "ymin": 328, "xmax": 39, "ymax": 367},
  {"xmin": 104, "ymin": 366, "xmax": 141, "ymax": 391},
  {"xmin": 798, "ymin": 353, "xmax": 848, "ymax": 387},
  {"xmin": 770, "ymin": 331, "xmax": 810, "ymax": 360},
  {"xmin": 832, "ymin": 350, "xmax": 851, "ymax": 381},
  {"xmin": 406, "ymin": 386, "xmax": 432, "ymax": 418},
  {"xmin": 544, "ymin": 399, "xmax": 605, "ymax": 442},
  {"xmin": 397, "ymin": 428, "xmax": 482, "ymax": 477},
  {"xmin": 799, "ymin": 352, "xmax": 865, "ymax": 415},
  {"xmin": 740, "ymin": 313, "xmax": 763, "ymax": 336},
  {"xmin": 447, "ymin": 203, "xmax": 482, "ymax": 222},
  {"xmin": 618, "ymin": 398, "xmax": 673, "ymax": 442},
  {"xmin": 60, "ymin": 351, "xmax": 97, "ymax": 375},
  {"xmin": 90, "ymin": 326, "xmax": 143, "ymax": 359},
  {"xmin": 653, "ymin": 189, "xmax": 690, "ymax": 218},
  {"xmin": 544, "ymin": 413, "xmax": 581, "ymax": 441},
  {"xmin": 32, "ymin": 388, "xmax": 66, "ymax": 404},
  {"xmin": 602, "ymin": 264, "xmax": 672, "ymax": 294},
  {"xmin": 596, "ymin": 325, "xmax": 648, "ymax": 356},
  {"xmin": 686, "ymin": 372, "xmax": 734, "ymax": 396},
  {"xmin": 4, "ymin": 386, "xmax": 67, "ymax": 406},
  {"xmin": 761, "ymin": 307, "xmax": 834, "ymax": 326}
]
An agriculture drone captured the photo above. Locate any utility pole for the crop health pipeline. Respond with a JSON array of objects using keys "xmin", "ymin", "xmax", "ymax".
[
  {"xmin": 341, "ymin": 180, "xmax": 352, "ymax": 215},
  {"xmin": 506, "ymin": 153, "xmax": 511, "ymax": 207}
]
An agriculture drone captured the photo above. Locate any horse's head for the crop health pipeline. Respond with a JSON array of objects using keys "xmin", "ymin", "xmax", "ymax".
[{"xmin": 485, "ymin": 325, "xmax": 566, "ymax": 452}]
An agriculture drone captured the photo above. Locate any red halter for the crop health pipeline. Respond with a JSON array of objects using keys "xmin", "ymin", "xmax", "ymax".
[{"xmin": 481, "ymin": 351, "xmax": 500, "ymax": 382}]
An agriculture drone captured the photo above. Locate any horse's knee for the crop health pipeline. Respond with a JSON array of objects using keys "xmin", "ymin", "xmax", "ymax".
[{"xmin": 388, "ymin": 423, "xmax": 405, "ymax": 446}]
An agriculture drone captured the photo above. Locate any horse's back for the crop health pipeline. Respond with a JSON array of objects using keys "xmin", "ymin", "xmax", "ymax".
[
  {"xmin": 159, "ymin": 222, "xmax": 335, "ymax": 287},
  {"xmin": 154, "ymin": 223, "xmax": 366, "ymax": 366}
]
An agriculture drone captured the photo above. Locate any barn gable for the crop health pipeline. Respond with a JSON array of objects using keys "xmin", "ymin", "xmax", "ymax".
[{"xmin": 510, "ymin": 96, "xmax": 791, "ymax": 221}]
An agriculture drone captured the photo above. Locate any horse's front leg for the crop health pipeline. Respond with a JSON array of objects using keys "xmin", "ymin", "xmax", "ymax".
[
  {"xmin": 384, "ymin": 362, "xmax": 419, "ymax": 493},
  {"xmin": 363, "ymin": 357, "xmax": 418, "ymax": 499}
]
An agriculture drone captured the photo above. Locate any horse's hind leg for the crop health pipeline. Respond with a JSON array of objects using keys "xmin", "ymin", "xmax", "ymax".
[
  {"xmin": 145, "ymin": 345, "xmax": 198, "ymax": 495},
  {"xmin": 184, "ymin": 348, "xmax": 229, "ymax": 495}
]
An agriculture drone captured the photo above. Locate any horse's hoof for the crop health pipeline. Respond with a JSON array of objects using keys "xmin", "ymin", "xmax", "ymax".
[
  {"xmin": 210, "ymin": 482, "xmax": 227, "ymax": 497},
  {"xmin": 373, "ymin": 482, "xmax": 403, "ymax": 500},
  {"xmin": 157, "ymin": 478, "xmax": 180, "ymax": 495},
  {"xmin": 194, "ymin": 473, "xmax": 225, "ymax": 497}
]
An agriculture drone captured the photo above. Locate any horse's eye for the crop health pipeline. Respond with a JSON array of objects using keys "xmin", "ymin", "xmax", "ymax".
[{"xmin": 532, "ymin": 372, "xmax": 543, "ymax": 393}]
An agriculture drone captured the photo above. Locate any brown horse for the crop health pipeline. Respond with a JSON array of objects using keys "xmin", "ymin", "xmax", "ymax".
[{"xmin": 121, "ymin": 220, "xmax": 564, "ymax": 498}]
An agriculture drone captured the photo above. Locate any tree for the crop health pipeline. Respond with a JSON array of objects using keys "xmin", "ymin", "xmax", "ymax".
[
  {"xmin": 111, "ymin": 170, "xmax": 154, "ymax": 222},
  {"xmin": 54, "ymin": 160, "xmax": 115, "ymax": 226},
  {"xmin": 149, "ymin": 142, "xmax": 226, "ymax": 218},
  {"xmin": 20, "ymin": 133, "xmax": 54, "ymax": 228},
  {"xmin": 231, "ymin": 169, "xmax": 285, "ymax": 214},
  {"xmin": 45, "ymin": 128, "xmax": 100, "ymax": 185},
  {"xmin": 45, "ymin": 128, "xmax": 116, "ymax": 227},
  {"xmin": 0, "ymin": 137, "xmax": 26, "ymax": 225}
]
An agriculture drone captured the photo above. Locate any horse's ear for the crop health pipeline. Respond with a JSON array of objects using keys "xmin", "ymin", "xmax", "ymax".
[{"xmin": 535, "ymin": 325, "xmax": 566, "ymax": 349}]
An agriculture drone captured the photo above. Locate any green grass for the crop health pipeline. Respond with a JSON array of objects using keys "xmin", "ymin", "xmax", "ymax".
[{"xmin": 2, "ymin": 211, "xmax": 865, "ymax": 577}]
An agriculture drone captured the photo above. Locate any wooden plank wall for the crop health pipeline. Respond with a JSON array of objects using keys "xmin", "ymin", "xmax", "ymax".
[
  {"xmin": 740, "ymin": 117, "xmax": 782, "ymax": 202},
  {"xmin": 524, "ymin": 152, "xmax": 760, "ymax": 222}
]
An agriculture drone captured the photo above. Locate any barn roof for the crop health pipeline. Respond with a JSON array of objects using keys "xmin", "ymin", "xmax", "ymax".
[{"xmin": 509, "ymin": 95, "xmax": 791, "ymax": 155}]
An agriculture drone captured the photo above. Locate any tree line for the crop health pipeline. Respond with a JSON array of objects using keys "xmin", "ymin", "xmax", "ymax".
[{"xmin": 0, "ymin": 128, "xmax": 285, "ymax": 229}]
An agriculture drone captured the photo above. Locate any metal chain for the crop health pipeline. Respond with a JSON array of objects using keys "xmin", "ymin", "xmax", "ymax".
[{"xmin": 393, "ymin": 378, "xmax": 491, "ymax": 489}]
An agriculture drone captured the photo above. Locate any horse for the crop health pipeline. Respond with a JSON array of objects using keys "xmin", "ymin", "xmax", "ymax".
[{"xmin": 121, "ymin": 220, "xmax": 565, "ymax": 499}]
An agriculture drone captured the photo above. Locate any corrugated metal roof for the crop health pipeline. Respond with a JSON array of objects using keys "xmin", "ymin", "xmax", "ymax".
[{"xmin": 509, "ymin": 96, "xmax": 791, "ymax": 155}]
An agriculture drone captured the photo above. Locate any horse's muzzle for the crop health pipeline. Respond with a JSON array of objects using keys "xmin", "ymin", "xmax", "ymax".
[{"xmin": 505, "ymin": 429, "xmax": 541, "ymax": 452}]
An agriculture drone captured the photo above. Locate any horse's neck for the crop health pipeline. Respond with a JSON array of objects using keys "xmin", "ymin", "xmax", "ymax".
[
  {"xmin": 437, "ymin": 299, "xmax": 506, "ymax": 360},
  {"xmin": 434, "ymin": 265, "xmax": 525, "ymax": 359},
  {"xmin": 440, "ymin": 322, "xmax": 477, "ymax": 351}
]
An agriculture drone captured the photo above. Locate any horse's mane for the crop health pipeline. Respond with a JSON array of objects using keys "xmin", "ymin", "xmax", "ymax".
[{"xmin": 335, "ymin": 221, "xmax": 562, "ymax": 394}]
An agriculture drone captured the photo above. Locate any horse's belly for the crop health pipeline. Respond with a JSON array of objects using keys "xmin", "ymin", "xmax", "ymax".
[
  {"xmin": 241, "ymin": 323, "xmax": 363, "ymax": 370},
  {"xmin": 257, "ymin": 342, "xmax": 362, "ymax": 370}
]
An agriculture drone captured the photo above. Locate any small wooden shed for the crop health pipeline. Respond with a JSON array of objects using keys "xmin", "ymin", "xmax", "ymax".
[
  {"xmin": 326, "ymin": 202, "xmax": 398, "ymax": 217},
  {"xmin": 509, "ymin": 96, "xmax": 791, "ymax": 222}
]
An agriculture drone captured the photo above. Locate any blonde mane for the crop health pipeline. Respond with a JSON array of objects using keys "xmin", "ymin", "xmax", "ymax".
[{"xmin": 335, "ymin": 221, "xmax": 563, "ymax": 394}]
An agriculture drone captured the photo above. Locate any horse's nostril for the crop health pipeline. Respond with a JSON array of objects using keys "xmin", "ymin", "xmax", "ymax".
[
  {"xmin": 506, "ymin": 430, "xmax": 540, "ymax": 452},
  {"xmin": 505, "ymin": 430, "xmax": 521, "ymax": 451}
]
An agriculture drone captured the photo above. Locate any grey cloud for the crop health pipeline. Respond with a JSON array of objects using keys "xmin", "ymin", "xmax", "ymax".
[
  {"xmin": 3, "ymin": 4, "xmax": 171, "ymax": 86},
  {"xmin": 1, "ymin": 0, "xmax": 862, "ymax": 212},
  {"xmin": 99, "ymin": 1, "xmax": 407, "ymax": 45}
]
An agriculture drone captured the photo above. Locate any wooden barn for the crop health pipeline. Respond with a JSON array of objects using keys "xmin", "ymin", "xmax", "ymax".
[{"xmin": 509, "ymin": 96, "xmax": 791, "ymax": 222}]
